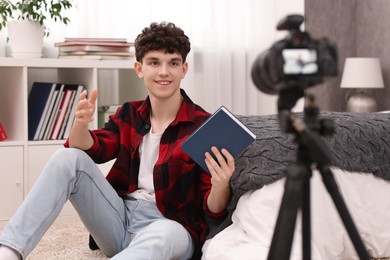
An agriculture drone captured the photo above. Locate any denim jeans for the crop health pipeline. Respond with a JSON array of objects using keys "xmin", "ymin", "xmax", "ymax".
[{"xmin": 0, "ymin": 148, "xmax": 194, "ymax": 259}]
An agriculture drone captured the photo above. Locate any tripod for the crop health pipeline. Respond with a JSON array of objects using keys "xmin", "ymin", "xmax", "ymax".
[{"xmin": 267, "ymin": 89, "xmax": 370, "ymax": 260}]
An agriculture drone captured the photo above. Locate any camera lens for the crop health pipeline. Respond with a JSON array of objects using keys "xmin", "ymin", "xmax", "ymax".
[{"xmin": 251, "ymin": 50, "xmax": 279, "ymax": 95}]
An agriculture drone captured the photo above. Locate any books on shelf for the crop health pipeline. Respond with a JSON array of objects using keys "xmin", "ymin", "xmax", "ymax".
[
  {"xmin": 64, "ymin": 37, "xmax": 129, "ymax": 43},
  {"xmin": 28, "ymin": 82, "xmax": 85, "ymax": 141},
  {"xmin": 58, "ymin": 45, "xmax": 132, "ymax": 53},
  {"xmin": 181, "ymin": 106, "xmax": 256, "ymax": 175},
  {"xmin": 55, "ymin": 41, "xmax": 133, "ymax": 48},
  {"xmin": 50, "ymin": 89, "xmax": 73, "ymax": 140},
  {"xmin": 58, "ymin": 52, "xmax": 133, "ymax": 60},
  {"xmin": 55, "ymin": 37, "xmax": 135, "ymax": 60},
  {"xmin": 59, "ymin": 84, "xmax": 84, "ymax": 140},
  {"xmin": 0, "ymin": 122, "xmax": 7, "ymax": 141},
  {"xmin": 28, "ymin": 82, "xmax": 57, "ymax": 140},
  {"xmin": 43, "ymin": 84, "xmax": 65, "ymax": 140}
]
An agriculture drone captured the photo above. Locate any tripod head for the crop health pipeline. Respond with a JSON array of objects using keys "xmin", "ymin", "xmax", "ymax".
[{"xmin": 277, "ymin": 86, "xmax": 335, "ymax": 167}]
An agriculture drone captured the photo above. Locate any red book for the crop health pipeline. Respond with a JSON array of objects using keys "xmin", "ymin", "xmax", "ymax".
[
  {"xmin": 0, "ymin": 122, "xmax": 7, "ymax": 141},
  {"xmin": 50, "ymin": 89, "xmax": 73, "ymax": 140}
]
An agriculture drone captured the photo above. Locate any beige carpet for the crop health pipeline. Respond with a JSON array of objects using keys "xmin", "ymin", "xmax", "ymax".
[{"xmin": 1, "ymin": 217, "xmax": 108, "ymax": 259}]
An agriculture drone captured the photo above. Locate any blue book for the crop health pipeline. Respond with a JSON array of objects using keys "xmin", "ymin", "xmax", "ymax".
[
  {"xmin": 28, "ymin": 82, "xmax": 56, "ymax": 140},
  {"xmin": 181, "ymin": 106, "xmax": 256, "ymax": 174}
]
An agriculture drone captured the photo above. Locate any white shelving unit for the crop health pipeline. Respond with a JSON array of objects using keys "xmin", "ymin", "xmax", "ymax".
[{"xmin": 0, "ymin": 57, "xmax": 144, "ymax": 223}]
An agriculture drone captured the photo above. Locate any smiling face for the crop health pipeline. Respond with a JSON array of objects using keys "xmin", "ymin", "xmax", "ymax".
[{"xmin": 135, "ymin": 50, "xmax": 188, "ymax": 101}]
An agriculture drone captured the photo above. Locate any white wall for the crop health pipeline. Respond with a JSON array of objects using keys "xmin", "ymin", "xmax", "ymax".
[{"xmin": 1, "ymin": 0, "xmax": 304, "ymax": 115}]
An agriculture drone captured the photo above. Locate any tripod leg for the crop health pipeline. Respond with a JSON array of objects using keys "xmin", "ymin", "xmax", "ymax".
[
  {"xmin": 318, "ymin": 165, "xmax": 370, "ymax": 260},
  {"xmin": 267, "ymin": 163, "xmax": 309, "ymax": 260},
  {"xmin": 301, "ymin": 171, "xmax": 311, "ymax": 260}
]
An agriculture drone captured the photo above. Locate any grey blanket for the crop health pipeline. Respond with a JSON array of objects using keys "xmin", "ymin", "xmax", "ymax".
[{"xmin": 207, "ymin": 111, "xmax": 390, "ymax": 238}]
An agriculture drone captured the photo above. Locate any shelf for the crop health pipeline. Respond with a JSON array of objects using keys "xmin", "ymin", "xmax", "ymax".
[
  {"xmin": 0, "ymin": 57, "xmax": 141, "ymax": 222},
  {"xmin": 28, "ymin": 140, "xmax": 66, "ymax": 146},
  {"xmin": 0, "ymin": 140, "xmax": 24, "ymax": 147},
  {"xmin": 0, "ymin": 57, "xmax": 135, "ymax": 69}
]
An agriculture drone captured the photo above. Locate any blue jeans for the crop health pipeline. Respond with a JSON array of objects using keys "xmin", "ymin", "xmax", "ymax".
[{"xmin": 0, "ymin": 148, "xmax": 194, "ymax": 259}]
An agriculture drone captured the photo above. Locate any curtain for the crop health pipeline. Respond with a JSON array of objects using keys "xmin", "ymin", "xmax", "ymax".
[{"xmin": 45, "ymin": 0, "xmax": 304, "ymax": 115}]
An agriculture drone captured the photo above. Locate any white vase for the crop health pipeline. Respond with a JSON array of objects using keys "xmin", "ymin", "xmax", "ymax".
[{"xmin": 7, "ymin": 20, "xmax": 44, "ymax": 58}]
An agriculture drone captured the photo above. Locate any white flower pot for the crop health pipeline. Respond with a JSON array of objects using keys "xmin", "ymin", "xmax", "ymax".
[{"xmin": 7, "ymin": 20, "xmax": 44, "ymax": 58}]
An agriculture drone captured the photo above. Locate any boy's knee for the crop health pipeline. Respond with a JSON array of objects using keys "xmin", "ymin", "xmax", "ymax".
[
  {"xmin": 51, "ymin": 148, "xmax": 88, "ymax": 163},
  {"xmin": 46, "ymin": 148, "xmax": 91, "ymax": 174},
  {"xmin": 150, "ymin": 220, "xmax": 188, "ymax": 239},
  {"xmin": 147, "ymin": 220, "xmax": 193, "ymax": 258}
]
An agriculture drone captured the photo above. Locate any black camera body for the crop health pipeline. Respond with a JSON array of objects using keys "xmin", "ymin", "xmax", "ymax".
[{"xmin": 251, "ymin": 15, "xmax": 338, "ymax": 95}]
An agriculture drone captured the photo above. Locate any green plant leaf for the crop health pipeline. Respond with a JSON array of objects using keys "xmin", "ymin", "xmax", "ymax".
[{"xmin": 0, "ymin": 0, "xmax": 75, "ymax": 37}]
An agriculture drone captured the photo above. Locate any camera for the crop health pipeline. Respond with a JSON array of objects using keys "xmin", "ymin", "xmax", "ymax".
[{"xmin": 251, "ymin": 14, "xmax": 338, "ymax": 95}]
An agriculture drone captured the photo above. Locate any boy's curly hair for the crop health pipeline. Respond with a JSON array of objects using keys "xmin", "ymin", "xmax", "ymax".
[{"xmin": 134, "ymin": 22, "xmax": 191, "ymax": 62}]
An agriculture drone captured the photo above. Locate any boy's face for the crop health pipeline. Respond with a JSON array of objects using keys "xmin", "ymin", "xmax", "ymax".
[{"xmin": 134, "ymin": 50, "xmax": 188, "ymax": 101}]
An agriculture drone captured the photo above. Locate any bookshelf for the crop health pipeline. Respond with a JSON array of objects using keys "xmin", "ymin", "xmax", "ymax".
[{"xmin": 0, "ymin": 57, "xmax": 145, "ymax": 223}]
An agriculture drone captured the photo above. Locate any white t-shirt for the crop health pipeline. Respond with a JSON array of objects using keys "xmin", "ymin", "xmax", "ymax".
[{"xmin": 127, "ymin": 127, "xmax": 162, "ymax": 203}]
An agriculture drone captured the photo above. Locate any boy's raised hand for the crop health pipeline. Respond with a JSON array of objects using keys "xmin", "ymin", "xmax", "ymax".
[
  {"xmin": 74, "ymin": 88, "xmax": 98, "ymax": 128},
  {"xmin": 68, "ymin": 88, "xmax": 98, "ymax": 149}
]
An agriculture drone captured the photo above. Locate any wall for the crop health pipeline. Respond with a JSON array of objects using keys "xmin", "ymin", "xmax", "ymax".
[{"xmin": 305, "ymin": 0, "xmax": 390, "ymax": 112}]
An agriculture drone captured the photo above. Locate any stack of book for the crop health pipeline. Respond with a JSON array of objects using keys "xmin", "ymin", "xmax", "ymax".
[
  {"xmin": 55, "ymin": 38, "xmax": 134, "ymax": 60},
  {"xmin": 28, "ymin": 82, "xmax": 85, "ymax": 141}
]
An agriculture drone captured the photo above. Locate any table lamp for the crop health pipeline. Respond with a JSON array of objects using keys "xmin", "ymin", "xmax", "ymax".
[{"xmin": 340, "ymin": 57, "xmax": 384, "ymax": 112}]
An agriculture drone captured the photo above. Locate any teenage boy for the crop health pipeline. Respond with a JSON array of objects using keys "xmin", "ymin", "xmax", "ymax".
[{"xmin": 0, "ymin": 22, "xmax": 234, "ymax": 259}]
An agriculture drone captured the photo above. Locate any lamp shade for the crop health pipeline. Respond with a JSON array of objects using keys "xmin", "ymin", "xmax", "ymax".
[{"xmin": 340, "ymin": 57, "xmax": 384, "ymax": 89}]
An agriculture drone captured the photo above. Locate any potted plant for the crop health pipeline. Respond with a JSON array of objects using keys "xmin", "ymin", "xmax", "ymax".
[{"xmin": 0, "ymin": 0, "xmax": 74, "ymax": 58}]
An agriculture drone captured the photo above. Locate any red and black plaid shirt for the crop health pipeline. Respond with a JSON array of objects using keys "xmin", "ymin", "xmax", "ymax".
[{"xmin": 66, "ymin": 89, "xmax": 226, "ymax": 248}]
